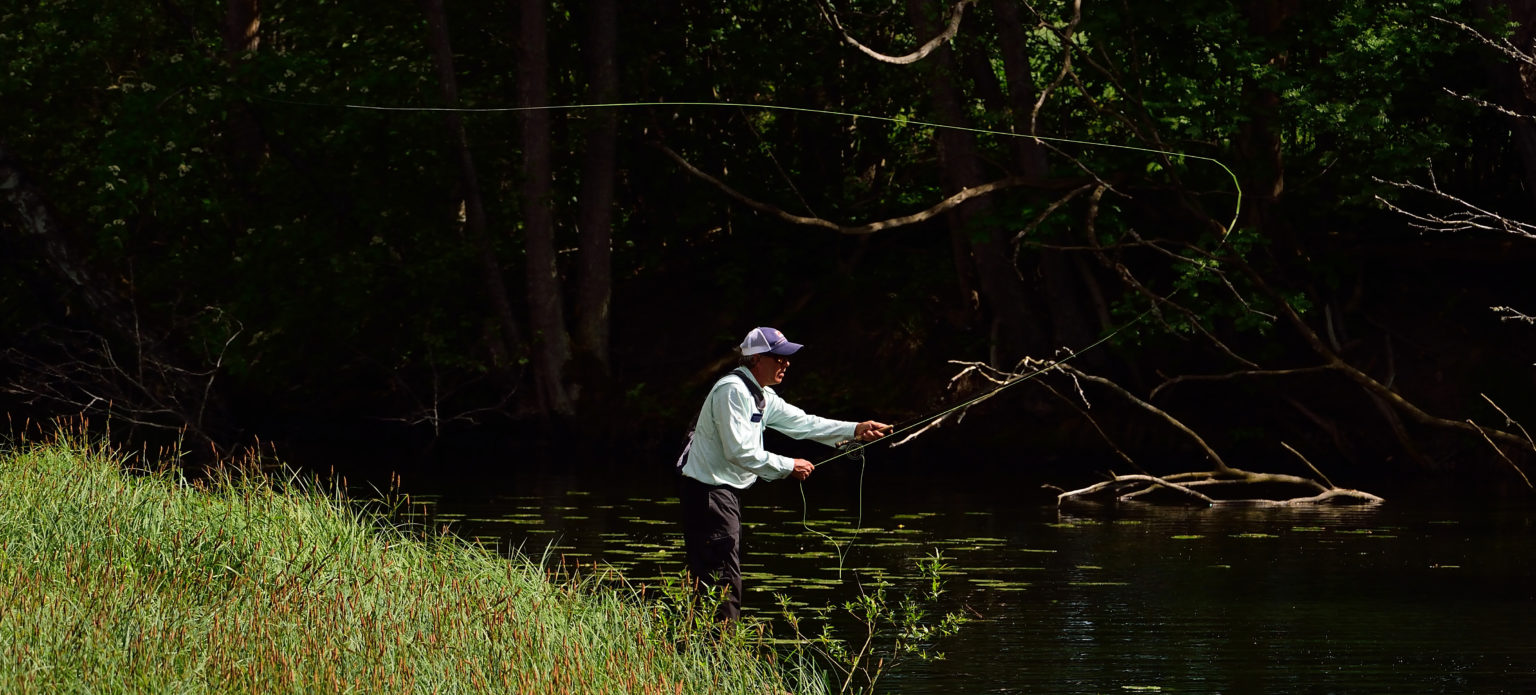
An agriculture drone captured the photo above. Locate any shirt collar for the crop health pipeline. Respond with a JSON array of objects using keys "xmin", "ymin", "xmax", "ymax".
[{"xmin": 736, "ymin": 366, "xmax": 764, "ymax": 389}]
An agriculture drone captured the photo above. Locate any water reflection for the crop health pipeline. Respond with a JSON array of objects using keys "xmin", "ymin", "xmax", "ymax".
[{"xmin": 397, "ymin": 472, "xmax": 1536, "ymax": 694}]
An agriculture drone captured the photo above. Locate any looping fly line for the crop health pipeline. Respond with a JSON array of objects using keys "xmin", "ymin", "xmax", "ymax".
[
  {"xmin": 305, "ymin": 96, "xmax": 1245, "ymax": 567},
  {"xmin": 333, "ymin": 99, "xmax": 1241, "ymax": 235},
  {"xmin": 319, "ymin": 99, "xmax": 1244, "ymax": 379}
]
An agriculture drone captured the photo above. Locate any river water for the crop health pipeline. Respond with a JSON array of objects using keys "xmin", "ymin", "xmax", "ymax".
[{"xmin": 375, "ymin": 449, "xmax": 1536, "ymax": 695}]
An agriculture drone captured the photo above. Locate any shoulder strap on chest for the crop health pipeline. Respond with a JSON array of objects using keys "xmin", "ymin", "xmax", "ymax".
[
  {"xmin": 728, "ymin": 369, "xmax": 765, "ymax": 413},
  {"xmin": 676, "ymin": 369, "xmax": 765, "ymax": 473}
]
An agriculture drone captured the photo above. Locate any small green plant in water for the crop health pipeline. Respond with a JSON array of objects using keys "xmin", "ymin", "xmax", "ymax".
[
  {"xmin": 631, "ymin": 551, "xmax": 965, "ymax": 694},
  {"xmin": 775, "ymin": 549, "xmax": 967, "ymax": 694}
]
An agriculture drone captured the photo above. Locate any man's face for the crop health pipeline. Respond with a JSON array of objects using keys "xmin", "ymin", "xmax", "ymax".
[{"xmin": 751, "ymin": 354, "xmax": 791, "ymax": 386}]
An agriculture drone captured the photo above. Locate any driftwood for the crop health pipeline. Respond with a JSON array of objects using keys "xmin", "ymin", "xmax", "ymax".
[
  {"xmin": 1056, "ymin": 438, "xmax": 1388, "ymax": 507},
  {"xmin": 1054, "ymin": 470, "xmax": 1385, "ymax": 508},
  {"xmin": 926, "ymin": 360, "xmax": 1391, "ymax": 508},
  {"xmin": 1045, "ymin": 363, "xmax": 1389, "ymax": 507}
]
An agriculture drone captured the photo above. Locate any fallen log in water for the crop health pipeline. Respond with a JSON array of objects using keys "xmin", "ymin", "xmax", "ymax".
[{"xmin": 1053, "ymin": 469, "xmax": 1385, "ymax": 507}]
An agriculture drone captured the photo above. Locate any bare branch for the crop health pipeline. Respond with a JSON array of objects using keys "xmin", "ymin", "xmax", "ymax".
[
  {"xmin": 1058, "ymin": 473, "xmax": 1216, "ymax": 505},
  {"xmin": 1433, "ymin": 16, "xmax": 1536, "ymax": 68},
  {"xmin": 1076, "ymin": 214, "xmax": 1262, "ymax": 368},
  {"xmin": 1468, "ymin": 419, "xmax": 1534, "ymax": 489},
  {"xmin": 1492, "ymin": 305, "xmax": 1536, "ymax": 324},
  {"xmin": 1483, "ymin": 393, "xmax": 1536, "ymax": 448},
  {"xmin": 1057, "ymin": 470, "xmax": 1382, "ymax": 507},
  {"xmin": 1239, "ymin": 258, "xmax": 1536, "ymax": 471},
  {"xmin": 1010, "ymin": 183, "xmax": 1096, "ymax": 258},
  {"xmin": 1280, "ymin": 441, "xmax": 1335, "ymax": 489},
  {"xmin": 1148, "ymin": 365, "xmax": 1332, "ymax": 400},
  {"xmin": 815, "ymin": 0, "xmax": 976, "ymax": 65},
  {"xmin": 1443, "ymin": 87, "xmax": 1536, "ymax": 122},
  {"xmin": 376, "ymin": 364, "xmax": 518, "ymax": 437},
  {"xmin": 658, "ymin": 142, "xmax": 1061, "ymax": 235},
  {"xmin": 1027, "ymin": 0, "xmax": 1082, "ymax": 134},
  {"xmin": 1375, "ymin": 174, "xmax": 1536, "ymax": 237},
  {"xmin": 1282, "ymin": 488, "xmax": 1386, "ymax": 505},
  {"xmin": 1052, "ymin": 363, "xmax": 1233, "ymax": 474},
  {"xmin": 1036, "ymin": 378, "xmax": 1142, "ymax": 472},
  {"xmin": 890, "ymin": 362, "xmax": 986, "ymax": 447}
]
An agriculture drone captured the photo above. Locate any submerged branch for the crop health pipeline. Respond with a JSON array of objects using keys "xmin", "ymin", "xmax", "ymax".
[
  {"xmin": 1057, "ymin": 469, "xmax": 1382, "ymax": 507},
  {"xmin": 1060, "ymin": 474, "xmax": 1216, "ymax": 506}
]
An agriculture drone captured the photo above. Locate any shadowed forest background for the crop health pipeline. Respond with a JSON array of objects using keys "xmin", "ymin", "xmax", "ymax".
[{"xmin": 6, "ymin": 0, "xmax": 1536, "ymax": 499}]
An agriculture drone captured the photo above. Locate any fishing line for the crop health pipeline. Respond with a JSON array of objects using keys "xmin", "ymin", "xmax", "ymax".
[
  {"xmin": 795, "ymin": 336, "xmax": 1119, "ymax": 575},
  {"xmin": 265, "ymin": 96, "xmax": 1241, "ymax": 234},
  {"xmin": 268, "ymin": 94, "xmax": 1243, "ymax": 577}
]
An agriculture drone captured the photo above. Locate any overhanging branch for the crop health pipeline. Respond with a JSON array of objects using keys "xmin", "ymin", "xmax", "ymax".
[
  {"xmin": 814, "ymin": 0, "xmax": 976, "ymax": 65},
  {"xmin": 658, "ymin": 142, "xmax": 1063, "ymax": 235}
]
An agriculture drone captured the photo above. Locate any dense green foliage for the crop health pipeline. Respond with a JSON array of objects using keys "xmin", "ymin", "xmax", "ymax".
[{"xmin": 5, "ymin": 1, "xmax": 1536, "ymax": 483}]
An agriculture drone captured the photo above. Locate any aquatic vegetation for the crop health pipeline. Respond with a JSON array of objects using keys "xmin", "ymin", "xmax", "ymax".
[{"xmin": 774, "ymin": 550, "xmax": 968, "ymax": 695}]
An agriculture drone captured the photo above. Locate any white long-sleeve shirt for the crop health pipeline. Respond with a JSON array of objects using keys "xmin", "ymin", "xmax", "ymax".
[{"xmin": 681, "ymin": 368, "xmax": 857, "ymax": 489}]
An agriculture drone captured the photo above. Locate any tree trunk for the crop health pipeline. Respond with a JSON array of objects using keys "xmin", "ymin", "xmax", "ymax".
[
  {"xmin": 517, "ymin": 0, "xmax": 573, "ymax": 416},
  {"xmin": 1237, "ymin": 0, "xmax": 1296, "ymax": 248},
  {"xmin": 906, "ymin": 0, "xmax": 1043, "ymax": 364},
  {"xmin": 1479, "ymin": 0, "xmax": 1536, "ymax": 207},
  {"xmin": 419, "ymin": 0, "xmax": 525, "ymax": 365},
  {"xmin": 992, "ymin": 1, "xmax": 1047, "ymax": 174},
  {"xmin": 221, "ymin": 0, "xmax": 265, "ymax": 181},
  {"xmin": 221, "ymin": 0, "xmax": 259, "ymax": 56},
  {"xmin": 992, "ymin": 2, "xmax": 1099, "ymax": 359},
  {"xmin": 572, "ymin": 0, "xmax": 619, "ymax": 380}
]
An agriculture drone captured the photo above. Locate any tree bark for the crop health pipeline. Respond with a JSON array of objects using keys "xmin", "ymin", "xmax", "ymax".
[
  {"xmin": 1237, "ymin": 0, "xmax": 1297, "ymax": 248},
  {"xmin": 992, "ymin": 2, "xmax": 1099, "ymax": 360},
  {"xmin": 992, "ymin": 1, "xmax": 1048, "ymax": 172},
  {"xmin": 1477, "ymin": 0, "xmax": 1536, "ymax": 207},
  {"xmin": 221, "ymin": 0, "xmax": 259, "ymax": 55},
  {"xmin": 906, "ymin": 0, "xmax": 1043, "ymax": 363},
  {"xmin": 572, "ymin": 0, "xmax": 619, "ymax": 380},
  {"xmin": 221, "ymin": 0, "xmax": 265, "ymax": 181},
  {"xmin": 419, "ymin": 0, "xmax": 525, "ymax": 364},
  {"xmin": 517, "ymin": 0, "xmax": 573, "ymax": 416}
]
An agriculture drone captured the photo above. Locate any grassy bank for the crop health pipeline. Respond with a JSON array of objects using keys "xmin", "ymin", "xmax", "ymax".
[{"xmin": 0, "ymin": 433, "xmax": 824, "ymax": 694}]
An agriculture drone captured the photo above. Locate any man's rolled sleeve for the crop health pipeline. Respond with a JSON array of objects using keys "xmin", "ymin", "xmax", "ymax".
[{"xmin": 765, "ymin": 399, "xmax": 857, "ymax": 446}]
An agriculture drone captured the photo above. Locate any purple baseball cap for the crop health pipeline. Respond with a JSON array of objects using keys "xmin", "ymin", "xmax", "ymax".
[{"xmin": 740, "ymin": 327, "xmax": 803, "ymax": 356}]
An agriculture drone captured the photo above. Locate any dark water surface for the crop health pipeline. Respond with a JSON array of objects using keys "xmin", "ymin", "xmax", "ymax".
[{"xmin": 385, "ymin": 454, "xmax": 1536, "ymax": 695}]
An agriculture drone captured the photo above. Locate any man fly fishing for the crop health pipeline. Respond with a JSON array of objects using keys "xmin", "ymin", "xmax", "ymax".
[{"xmin": 677, "ymin": 326, "xmax": 890, "ymax": 622}]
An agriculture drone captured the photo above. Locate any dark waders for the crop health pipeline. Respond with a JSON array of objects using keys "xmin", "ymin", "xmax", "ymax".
[
  {"xmin": 680, "ymin": 475, "xmax": 744, "ymax": 622},
  {"xmin": 676, "ymin": 369, "xmax": 764, "ymax": 623}
]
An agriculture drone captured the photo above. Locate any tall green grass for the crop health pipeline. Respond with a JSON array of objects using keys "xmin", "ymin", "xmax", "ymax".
[{"xmin": 0, "ymin": 432, "xmax": 826, "ymax": 694}]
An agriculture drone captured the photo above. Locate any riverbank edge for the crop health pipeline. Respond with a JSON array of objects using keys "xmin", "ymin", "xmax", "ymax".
[{"xmin": 0, "ymin": 433, "xmax": 826, "ymax": 694}]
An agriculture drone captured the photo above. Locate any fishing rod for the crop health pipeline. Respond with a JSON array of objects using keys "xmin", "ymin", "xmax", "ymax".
[
  {"xmin": 811, "ymin": 294, "xmax": 1158, "ymax": 471},
  {"xmin": 815, "ymin": 347, "xmax": 1091, "ymax": 469},
  {"xmin": 277, "ymin": 92, "xmax": 1244, "ymax": 529}
]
